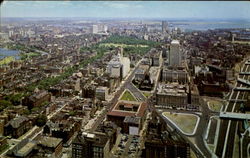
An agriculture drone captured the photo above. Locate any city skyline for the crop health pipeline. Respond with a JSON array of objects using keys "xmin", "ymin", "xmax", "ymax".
[{"xmin": 1, "ymin": 1, "xmax": 250, "ymax": 19}]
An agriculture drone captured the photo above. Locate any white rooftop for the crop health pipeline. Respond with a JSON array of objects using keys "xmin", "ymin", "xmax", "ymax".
[{"xmin": 171, "ymin": 40, "xmax": 180, "ymax": 45}]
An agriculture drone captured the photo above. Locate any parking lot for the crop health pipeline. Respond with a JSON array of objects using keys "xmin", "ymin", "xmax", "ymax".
[{"xmin": 113, "ymin": 134, "xmax": 140, "ymax": 158}]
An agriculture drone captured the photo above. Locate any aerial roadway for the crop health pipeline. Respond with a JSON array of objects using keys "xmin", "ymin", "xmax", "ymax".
[{"xmin": 215, "ymin": 59, "xmax": 250, "ymax": 158}]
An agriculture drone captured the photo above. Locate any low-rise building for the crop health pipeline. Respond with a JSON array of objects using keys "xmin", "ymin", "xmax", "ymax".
[
  {"xmin": 72, "ymin": 132, "xmax": 111, "ymax": 158},
  {"xmin": 82, "ymin": 83, "xmax": 96, "ymax": 99},
  {"xmin": 37, "ymin": 136, "xmax": 63, "ymax": 158},
  {"xmin": 156, "ymin": 83, "xmax": 188, "ymax": 109},
  {"xmin": 4, "ymin": 116, "xmax": 32, "ymax": 138},
  {"xmin": 107, "ymin": 100, "xmax": 147, "ymax": 134},
  {"xmin": 23, "ymin": 90, "xmax": 51, "ymax": 109},
  {"xmin": 134, "ymin": 65, "xmax": 150, "ymax": 83},
  {"xmin": 161, "ymin": 66, "xmax": 188, "ymax": 84},
  {"xmin": 142, "ymin": 114, "xmax": 190, "ymax": 158}
]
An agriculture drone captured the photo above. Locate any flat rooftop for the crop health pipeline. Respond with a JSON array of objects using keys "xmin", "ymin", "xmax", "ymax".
[
  {"xmin": 108, "ymin": 100, "xmax": 146, "ymax": 118},
  {"xmin": 39, "ymin": 136, "xmax": 63, "ymax": 148},
  {"xmin": 157, "ymin": 83, "xmax": 188, "ymax": 95},
  {"xmin": 171, "ymin": 40, "xmax": 180, "ymax": 45},
  {"xmin": 16, "ymin": 142, "xmax": 36, "ymax": 157}
]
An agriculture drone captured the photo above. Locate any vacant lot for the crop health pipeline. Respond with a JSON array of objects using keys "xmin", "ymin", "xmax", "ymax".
[
  {"xmin": 163, "ymin": 112, "xmax": 199, "ymax": 135},
  {"xmin": 208, "ymin": 100, "xmax": 223, "ymax": 112}
]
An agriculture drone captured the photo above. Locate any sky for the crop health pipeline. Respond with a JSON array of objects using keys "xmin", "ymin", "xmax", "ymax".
[{"xmin": 1, "ymin": 1, "xmax": 250, "ymax": 19}]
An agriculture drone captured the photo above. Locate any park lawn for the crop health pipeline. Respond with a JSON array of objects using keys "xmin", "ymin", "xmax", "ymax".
[
  {"xmin": 142, "ymin": 92, "xmax": 151, "ymax": 98},
  {"xmin": 26, "ymin": 52, "xmax": 40, "ymax": 57},
  {"xmin": 0, "ymin": 144, "xmax": 10, "ymax": 154},
  {"xmin": 20, "ymin": 52, "xmax": 40, "ymax": 60},
  {"xmin": 0, "ymin": 56, "xmax": 15, "ymax": 65},
  {"xmin": 120, "ymin": 90, "xmax": 137, "ymax": 101},
  {"xmin": 208, "ymin": 100, "xmax": 223, "ymax": 112},
  {"xmin": 163, "ymin": 112, "xmax": 198, "ymax": 135}
]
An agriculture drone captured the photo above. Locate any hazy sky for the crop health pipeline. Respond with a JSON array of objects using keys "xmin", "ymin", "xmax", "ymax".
[{"xmin": 1, "ymin": 1, "xmax": 250, "ymax": 19}]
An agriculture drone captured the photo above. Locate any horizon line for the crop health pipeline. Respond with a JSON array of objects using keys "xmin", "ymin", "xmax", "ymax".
[{"xmin": 1, "ymin": 17, "xmax": 249, "ymax": 20}]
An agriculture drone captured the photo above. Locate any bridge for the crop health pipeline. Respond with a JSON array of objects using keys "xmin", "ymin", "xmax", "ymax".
[
  {"xmin": 237, "ymin": 78, "xmax": 250, "ymax": 86},
  {"xmin": 245, "ymin": 62, "xmax": 250, "ymax": 65},
  {"xmin": 220, "ymin": 112, "xmax": 250, "ymax": 120},
  {"xmin": 229, "ymin": 99, "xmax": 247, "ymax": 102},
  {"xmin": 239, "ymin": 72, "xmax": 250, "ymax": 75},
  {"xmin": 234, "ymin": 87, "xmax": 250, "ymax": 91}
]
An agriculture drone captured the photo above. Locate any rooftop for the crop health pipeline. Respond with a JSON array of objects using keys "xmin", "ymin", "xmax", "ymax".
[
  {"xmin": 171, "ymin": 40, "xmax": 180, "ymax": 45},
  {"xmin": 108, "ymin": 100, "xmax": 146, "ymax": 118},
  {"xmin": 157, "ymin": 83, "xmax": 188, "ymax": 95},
  {"xmin": 5, "ymin": 116, "xmax": 29, "ymax": 128},
  {"xmin": 124, "ymin": 116, "xmax": 141, "ymax": 124},
  {"xmin": 16, "ymin": 142, "xmax": 36, "ymax": 157},
  {"xmin": 38, "ymin": 136, "xmax": 63, "ymax": 148}
]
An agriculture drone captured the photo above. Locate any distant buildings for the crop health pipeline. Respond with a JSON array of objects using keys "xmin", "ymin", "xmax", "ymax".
[
  {"xmin": 92, "ymin": 24, "xmax": 108, "ymax": 34},
  {"xmin": 162, "ymin": 21, "xmax": 168, "ymax": 33},
  {"xmin": 92, "ymin": 25, "xmax": 99, "ymax": 34},
  {"xmin": 0, "ymin": 32, "xmax": 9, "ymax": 41}
]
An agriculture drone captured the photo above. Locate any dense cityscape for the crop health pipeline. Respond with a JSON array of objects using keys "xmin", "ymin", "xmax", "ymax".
[{"xmin": 0, "ymin": 1, "xmax": 250, "ymax": 158}]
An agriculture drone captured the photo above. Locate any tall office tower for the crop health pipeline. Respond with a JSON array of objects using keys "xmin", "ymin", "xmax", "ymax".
[
  {"xmin": 143, "ymin": 24, "xmax": 148, "ymax": 34},
  {"xmin": 103, "ymin": 25, "xmax": 108, "ymax": 33},
  {"xmin": 162, "ymin": 21, "xmax": 168, "ymax": 33},
  {"xmin": 169, "ymin": 40, "xmax": 181, "ymax": 67},
  {"xmin": 92, "ymin": 25, "xmax": 98, "ymax": 34}
]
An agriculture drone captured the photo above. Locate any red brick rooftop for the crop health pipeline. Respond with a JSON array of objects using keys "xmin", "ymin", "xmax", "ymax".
[{"xmin": 108, "ymin": 101, "xmax": 147, "ymax": 118}]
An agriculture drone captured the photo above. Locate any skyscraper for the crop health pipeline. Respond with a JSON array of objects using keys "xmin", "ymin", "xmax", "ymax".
[
  {"xmin": 92, "ymin": 25, "xmax": 98, "ymax": 34},
  {"xmin": 162, "ymin": 21, "xmax": 168, "ymax": 33},
  {"xmin": 169, "ymin": 40, "xmax": 181, "ymax": 67}
]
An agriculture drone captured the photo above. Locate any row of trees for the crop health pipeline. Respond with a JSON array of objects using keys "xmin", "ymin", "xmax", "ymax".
[{"xmin": 0, "ymin": 93, "xmax": 26, "ymax": 112}]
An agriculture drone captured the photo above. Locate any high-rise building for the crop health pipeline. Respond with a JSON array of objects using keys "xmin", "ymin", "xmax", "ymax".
[
  {"xmin": 103, "ymin": 25, "xmax": 108, "ymax": 33},
  {"xmin": 162, "ymin": 21, "xmax": 168, "ymax": 33},
  {"xmin": 92, "ymin": 25, "xmax": 98, "ymax": 34},
  {"xmin": 8, "ymin": 30, "xmax": 14, "ymax": 37},
  {"xmin": 169, "ymin": 40, "xmax": 181, "ymax": 67}
]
